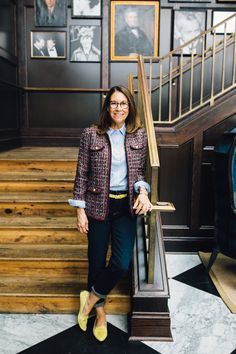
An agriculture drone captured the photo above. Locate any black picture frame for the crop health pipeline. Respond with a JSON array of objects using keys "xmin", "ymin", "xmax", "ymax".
[
  {"xmin": 110, "ymin": 1, "xmax": 159, "ymax": 61},
  {"xmin": 69, "ymin": 25, "xmax": 101, "ymax": 62},
  {"xmin": 173, "ymin": 10, "xmax": 206, "ymax": 55},
  {"xmin": 30, "ymin": 31, "xmax": 66, "ymax": 58},
  {"xmin": 35, "ymin": 0, "xmax": 67, "ymax": 27},
  {"xmin": 212, "ymin": 11, "xmax": 236, "ymax": 34},
  {"xmin": 71, "ymin": 0, "xmax": 102, "ymax": 18}
]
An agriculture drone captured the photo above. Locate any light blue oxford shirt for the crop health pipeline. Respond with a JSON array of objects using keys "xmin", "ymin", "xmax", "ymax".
[{"xmin": 68, "ymin": 124, "xmax": 150, "ymax": 208}]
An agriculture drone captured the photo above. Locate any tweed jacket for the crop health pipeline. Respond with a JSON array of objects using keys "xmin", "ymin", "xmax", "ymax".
[{"xmin": 73, "ymin": 125, "xmax": 148, "ymax": 221}]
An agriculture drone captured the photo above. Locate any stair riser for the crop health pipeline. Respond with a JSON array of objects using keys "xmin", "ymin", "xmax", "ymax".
[
  {"xmin": 0, "ymin": 296, "xmax": 130, "ymax": 314},
  {"xmin": 0, "ymin": 204, "xmax": 76, "ymax": 217},
  {"xmin": 0, "ymin": 260, "xmax": 89, "ymax": 276},
  {"xmin": 0, "ymin": 182, "xmax": 73, "ymax": 192},
  {"xmin": 0, "ymin": 161, "xmax": 77, "ymax": 172},
  {"xmin": 0, "ymin": 229, "xmax": 86, "ymax": 244}
]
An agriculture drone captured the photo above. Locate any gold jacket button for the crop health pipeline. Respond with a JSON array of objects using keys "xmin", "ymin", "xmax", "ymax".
[
  {"xmin": 95, "ymin": 146, "xmax": 98, "ymax": 150},
  {"xmin": 93, "ymin": 188, "xmax": 96, "ymax": 191}
]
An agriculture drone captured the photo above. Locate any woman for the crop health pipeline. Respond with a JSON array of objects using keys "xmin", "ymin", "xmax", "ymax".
[{"xmin": 69, "ymin": 86, "xmax": 152, "ymax": 341}]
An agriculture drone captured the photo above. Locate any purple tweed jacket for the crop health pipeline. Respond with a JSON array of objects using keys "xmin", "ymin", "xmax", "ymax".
[{"xmin": 73, "ymin": 126, "xmax": 148, "ymax": 221}]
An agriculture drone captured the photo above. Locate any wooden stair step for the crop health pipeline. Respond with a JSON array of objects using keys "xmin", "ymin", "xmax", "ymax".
[
  {"xmin": 0, "ymin": 203, "xmax": 75, "ymax": 217},
  {"xmin": 0, "ymin": 275, "xmax": 129, "ymax": 296},
  {"xmin": 0, "ymin": 147, "xmax": 78, "ymax": 161},
  {"xmin": 0, "ymin": 192, "xmax": 71, "ymax": 202},
  {"xmin": 0, "ymin": 160, "xmax": 77, "ymax": 172},
  {"xmin": 0, "ymin": 181, "xmax": 74, "ymax": 192},
  {"xmin": 0, "ymin": 171, "xmax": 74, "ymax": 181},
  {"xmin": 0, "ymin": 229, "xmax": 85, "ymax": 244},
  {"xmin": 0, "ymin": 260, "xmax": 89, "ymax": 276},
  {"xmin": 0, "ymin": 274, "xmax": 130, "ymax": 314},
  {"xmin": 0, "ymin": 216, "xmax": 77, "ymax": 228},
  {"xmin": 0, "ymin": 244, "xmax": 88, "ymax": 260}
]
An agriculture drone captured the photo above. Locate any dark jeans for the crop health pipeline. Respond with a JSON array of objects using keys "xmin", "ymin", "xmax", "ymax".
[{"xmin": 87, "ymin": 196, "xmax": 137, "ymax": 307}]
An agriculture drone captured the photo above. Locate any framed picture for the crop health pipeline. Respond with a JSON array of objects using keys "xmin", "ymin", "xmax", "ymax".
[
  {"xmin": 173, "ymin": 10, "xmax": 206, "ymax": 55},
  {"xmin": 71, "ymin": 0, "xmax": 101, "ymax": 18},
  {"xmin": 212, "ymin": 11, "xmax": 236, "ymax": 34},
  {"xmin": 110, "ymin": 1, "xmax": 159, "ymax": 61},
  {"xmin": 30, "ymin": 31, "xmax": 66, "ymax": 58},
  {"xmin": 169, "ymin": 0, "xmax": 211, "ymax": 2},
  {"xmin": 35, "ymin": 0, "xmax": 67, "ymax": 27},
  {"xmin": 70, "ymin": 25, "xmax": 101, "ymax": 62}
]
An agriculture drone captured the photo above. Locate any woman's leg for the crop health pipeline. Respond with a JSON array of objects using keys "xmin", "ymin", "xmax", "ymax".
[
  {"xmin": 91, "ymin": 211, "xmax": 137, "ymax": 298},
  {"xmin": 81, "ymin": 216, "xmax": 111, "ymax": 318}
]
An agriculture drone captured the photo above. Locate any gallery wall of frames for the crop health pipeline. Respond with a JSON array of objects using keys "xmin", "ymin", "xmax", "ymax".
[{"xmin": 0, "ymin": 0, "xmax": 235, "ymax": 145}]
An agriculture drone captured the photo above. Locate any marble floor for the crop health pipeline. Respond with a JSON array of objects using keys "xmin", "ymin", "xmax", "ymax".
[{"xmin": 1, "ymin": 254, "xmax": 236, "ymax": 354}]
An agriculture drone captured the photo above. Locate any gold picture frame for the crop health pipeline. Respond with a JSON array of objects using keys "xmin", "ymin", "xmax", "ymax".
[{"xmin": 110, "ymin": 1, "xmax": 159, "ymax": 61}]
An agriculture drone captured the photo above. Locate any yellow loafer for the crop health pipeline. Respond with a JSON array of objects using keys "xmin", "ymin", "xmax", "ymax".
[
  {"xmin": 93, "ymin": 319, "xmax": 108, "ymax": 342},
  {"xmin": 77, "ymin": 290, "xmax": 89, "ymax": 331}
]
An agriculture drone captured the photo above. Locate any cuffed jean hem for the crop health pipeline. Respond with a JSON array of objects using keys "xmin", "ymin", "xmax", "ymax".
[
  {"xmin": 92, "ymin": 286, "xmax": 107, "ymax": 299},
  {"xmin": 92, "ymin": 286, "xmax": 106, "ymax": 308}
]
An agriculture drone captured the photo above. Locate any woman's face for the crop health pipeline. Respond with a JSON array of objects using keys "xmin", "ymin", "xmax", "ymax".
[
  {"xmin": 108, "ymin": 91, "xmax": 129, "ymax": 129},
  {"xmin": 80, "ymin": 36, "xmax": 92, "ymax": 53}
]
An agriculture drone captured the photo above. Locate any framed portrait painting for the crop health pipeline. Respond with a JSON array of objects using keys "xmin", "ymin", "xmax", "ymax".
[
  {"xmin": 35, "ymin": 0, "xmax": 67, "ymax": 27},
  {"xmin": 110, "ymin": 1, "xmax": 159, "ymax": 61},
  {"xmin": 212, "ymin": 11, "xmax": 236, "ymax": 34},
  {"xmin": 173, "ymin": 10, "xmax": 206, "ymax": 55},
  {"xmin": 71, "ymin": 0, "xmax": 101, "ymax": 18},
  {"xmin": 70, "ymin": 25, "xmax": 101, "ymax": 62},
  {"xmin": 31, "ymin": 31, "xmax": 66, "ymax": 58}
]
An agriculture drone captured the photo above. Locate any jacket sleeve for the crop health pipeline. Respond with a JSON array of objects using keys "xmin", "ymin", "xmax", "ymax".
[{"xmin": 72, "ymin": 128, "xmax": 91, "ymax": 201}]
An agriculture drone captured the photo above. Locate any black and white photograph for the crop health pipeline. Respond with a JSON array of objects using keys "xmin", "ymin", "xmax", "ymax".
[
  {"xmin": 71, "ymin": 0, "xmax": 101, "ymax": 18},
  {"xmin": 213, "ymin": 11, "xmax": 236, "ymax": 34},
  {"xmin": 31, "ymin": 31, "xmax": 66, "ymax": 58},
  {"xmin": 70, "ymin": 25, "xmax": 101, "ymax": 62},
  {"xmin": 173, "ymin": 10, "xmax": 206, "ymax": 55},
  {"xmin": 168, "ymin": 0, "xmax": 211, "ymax": 2},
  {"xmin": 35, "ymin": 0, "xmax": 67, "ymax": 27},
  {"xmin": 110, "ymin": 1, "xmax": 159, "ymax": 61}
]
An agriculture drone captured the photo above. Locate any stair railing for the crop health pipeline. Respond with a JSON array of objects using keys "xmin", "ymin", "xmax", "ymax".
[
  {"xmin": 133, "ymin": 12, "xmax": 236, "ymax": 125},
  {"xmin": 128, "ymin": 58, "xmax": 175, "ymax": 284}
]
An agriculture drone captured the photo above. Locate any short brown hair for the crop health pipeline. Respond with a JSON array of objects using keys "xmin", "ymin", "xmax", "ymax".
[{"xmin": 96, "ymin": 86, "xmax": 142, "ymax": 134}]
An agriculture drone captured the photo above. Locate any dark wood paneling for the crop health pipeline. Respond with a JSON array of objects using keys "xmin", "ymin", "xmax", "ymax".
[
  {"xmin": 160, "ymin": 141, "xmax": 192, "ymax": 227},
  {"xmin": 27, "ymin": 92, "xmax": 101, "ymax": 128},
  {"xmin": 0, "ymin": 0, "xmax": 20, "ymax": 150},
  {"xmin": 158, "ymin": 92, "xmax": 236, "ymax": 251}
]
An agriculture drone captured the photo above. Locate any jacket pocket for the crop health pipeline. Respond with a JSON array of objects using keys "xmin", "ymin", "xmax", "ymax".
[
  {"xmin": 130, "ymin": 142, "xmax": 144, "ymax": 150},
  {"xmin": 89, "ymin": 144, "xmax": 105, "ymax": 152},
  {"xmin": 87, "ymin": 185, "xmax": 102, "ymax": 194}
]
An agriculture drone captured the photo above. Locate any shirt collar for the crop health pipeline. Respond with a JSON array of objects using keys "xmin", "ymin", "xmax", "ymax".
[{"xmin": 107, "ymin": 124, "xmax": 126, "ymax": 136}]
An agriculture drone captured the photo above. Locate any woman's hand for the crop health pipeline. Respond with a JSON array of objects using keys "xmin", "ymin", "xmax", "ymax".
[
  {"xmin": 77, "ymin": 208, "xmax": 89, "ymax": 234},
  {"xmin": 133, "ymin": 193, "xmax": 153, "ymax": 215}
]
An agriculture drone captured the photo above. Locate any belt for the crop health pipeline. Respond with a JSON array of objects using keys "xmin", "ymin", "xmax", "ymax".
[{"xmin": 109, "ymin": 193, "xmax": 128, "ymax": 199}]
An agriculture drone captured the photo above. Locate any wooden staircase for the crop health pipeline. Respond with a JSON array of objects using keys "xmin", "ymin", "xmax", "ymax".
[{"xmin": 0, "ymin": 147, "xmax": 130, "ymax": 314}]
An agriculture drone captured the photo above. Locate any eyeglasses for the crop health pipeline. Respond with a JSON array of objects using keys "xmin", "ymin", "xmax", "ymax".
[{"xmin": 109, "ymin": 101, "xmax": 129, "ymax": 110}]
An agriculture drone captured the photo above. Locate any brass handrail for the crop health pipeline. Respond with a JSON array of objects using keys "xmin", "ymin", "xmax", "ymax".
[
  {"xmin": 133, "ymin": 13, "xmax": 236, "ymax": 125},
  {"xmin": 131, "ymin": 56, "xmax": 175, "ymax": 284},
  {"xmin": 137, "ymin": 56, "xmax": 159, "ymax": 168},
  {"xmin": 144, "ymin": 12, "xmax": 236, "ymax": 62}
]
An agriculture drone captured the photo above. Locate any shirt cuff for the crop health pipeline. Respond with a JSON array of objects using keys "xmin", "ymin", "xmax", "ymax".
[
  {"xmin": 68, "ymin": 199, "xmax": 86, "ymax": 208},
  {"xmin": 134, "ymin": 181, "xmax": 151, "ymax": 194}
]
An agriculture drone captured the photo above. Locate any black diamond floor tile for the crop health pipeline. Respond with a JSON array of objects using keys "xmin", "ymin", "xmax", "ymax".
[
  {"xmin": 173, "ymin": 263, "xmax": 219, "ymax": 297},
  {"xmin": 18, "ymin": 317, "xmax": 161, "ymax": 354}
]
